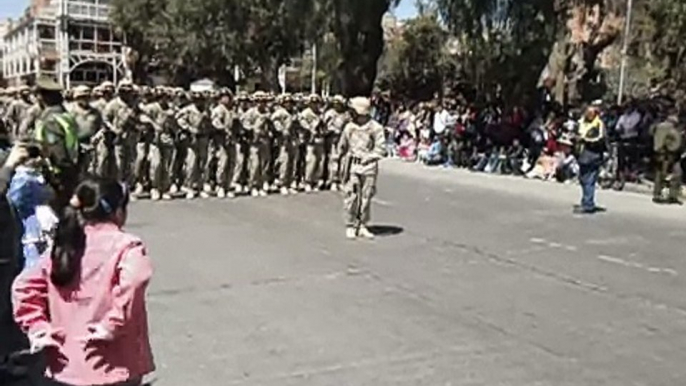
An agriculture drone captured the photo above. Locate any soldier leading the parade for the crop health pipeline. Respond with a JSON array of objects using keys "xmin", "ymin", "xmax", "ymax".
[{"xmin": 338, "ymin": 96, "xmax": 386, "ymax": 240}]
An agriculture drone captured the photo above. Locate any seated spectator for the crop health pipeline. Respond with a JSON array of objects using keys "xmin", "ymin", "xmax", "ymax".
[
  {"xmin": 526, "ymin": 148, "xmax": 558, "ymax": 180},
  {"xmin": 416, "ymin": 136, "xmax": 432, "ymax": 164},
  {"xmin": 422, "ymin": 137, "xmax": 444, "ymax": 166},
  {"xmin": 554, "ymin": 136, "xmax": 579, "ymax": 183},
  {"xmin": 502, "ymin": 139, "xmax": 527, "ymax": 175},
  {"xmin": 398, "ymin": 132, "xmax": 416, "ymax": 162}
]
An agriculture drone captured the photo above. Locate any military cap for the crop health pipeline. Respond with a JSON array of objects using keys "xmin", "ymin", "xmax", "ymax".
[
  {"xmin": 73, "ymin": 85, "xmax": 91, "ymax": 99},
  {"xmin": 101, "ymin": 81, "xmax": 115, "ymax": 90},
  {"xmin": 307, "ymin": 94, "xmax": 322, "ymax": 103},
  {"xmin": 350, "ymin": 96, "xmax": 371, "ymax": 116},
  {"xmin": 252, "ymin": 91, "xmax": 268, "ymax": 101},
  {"xmin": 217, "ymin": 88, "xmax": 233, "ymax": 97},
  {"xmin": 332, "ymin": 94, "xmax": 346, "ymax": 105},
  {"xmin": 236, "ymin": 91, "xmax": 249, "ymax": 101},
  {"xmin": 34, "ymin": 76, "xmax": 62, "ymax": 92},
  {"xmin": 117, "ymin": 79, "xmax": 134, "ymax": 91},
  {"xmin": 17, "ymin": 85, "xmax": 31, "ymax": 93}
]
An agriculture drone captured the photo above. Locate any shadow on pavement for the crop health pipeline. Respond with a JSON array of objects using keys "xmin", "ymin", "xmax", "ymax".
[{"xmin": 369, "ymin": 225, "xmax": 404, "ymax": 237}]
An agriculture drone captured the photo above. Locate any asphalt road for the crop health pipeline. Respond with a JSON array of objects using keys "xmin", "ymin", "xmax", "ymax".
[{"xmin": 129, "ymin": 160, "xmax": 686, "ymax": 386}]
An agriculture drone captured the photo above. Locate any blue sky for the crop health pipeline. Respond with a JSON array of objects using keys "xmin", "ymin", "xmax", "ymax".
[
  {"xmin": 0, "ymin": 0, "xmax": 28, "ymax": 19},
  {"xmin": 1, "ymin": 0, "xmax": 416, "ymax": 20}
]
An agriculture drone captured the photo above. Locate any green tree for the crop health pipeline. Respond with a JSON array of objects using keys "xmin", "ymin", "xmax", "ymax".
[{"xmin": 378, "ymin": 15, "xmax": 447, "ymax": 101}]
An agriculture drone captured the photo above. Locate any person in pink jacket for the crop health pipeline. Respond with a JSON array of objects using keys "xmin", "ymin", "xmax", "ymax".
[{"xmin": 11, "ymin": 178, "xmax": 154, "ymax": 386}]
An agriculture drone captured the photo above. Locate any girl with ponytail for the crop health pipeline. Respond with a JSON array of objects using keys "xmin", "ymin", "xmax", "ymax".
[{"xmin": 11, "ymin": 178, "xmax": 155, "ymax": 386}]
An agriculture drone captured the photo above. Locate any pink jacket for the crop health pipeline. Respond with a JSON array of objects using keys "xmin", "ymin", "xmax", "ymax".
[{"xmin": 12, "ymin": 222, "xmax": 155, "ymax": 386}]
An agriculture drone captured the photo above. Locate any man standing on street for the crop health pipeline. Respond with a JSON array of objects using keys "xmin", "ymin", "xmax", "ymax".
[
  {"xmin": 575, "ymin": 106, "xmax": 606, "ymax": 214},
  {"xmin": 339, "ymin": 97, "xmax": 386, "ymax": 240},
  {"xmin": 652, "ymin": 106, "xmax": 683, "ymax": 205},
  {"xmin": 4, "ymin": 86, "xmax": 32, "ymax": 141}
]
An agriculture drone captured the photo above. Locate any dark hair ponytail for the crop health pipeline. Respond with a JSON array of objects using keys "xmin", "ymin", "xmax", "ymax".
[{"xmin": 50, "ymin": 178, "xmax": 129, "ymax": 287}]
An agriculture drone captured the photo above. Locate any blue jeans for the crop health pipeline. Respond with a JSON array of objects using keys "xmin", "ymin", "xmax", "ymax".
[{"xmin": 579, "ymin": 163, "xmax": 600, "ymax": 210}]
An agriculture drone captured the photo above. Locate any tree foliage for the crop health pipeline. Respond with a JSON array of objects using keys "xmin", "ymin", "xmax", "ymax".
[{"xmin": 377, "ymin": 15, "xmax": 447, "ymax": 101}]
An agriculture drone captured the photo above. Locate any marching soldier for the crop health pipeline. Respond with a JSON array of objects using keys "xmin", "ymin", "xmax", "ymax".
[
  {"xmin": 91, "ymin": 81, "xmax": 115, "ymax": 114},
  {"xmin": 176, "ymin": 90, "xmax": 212, "ymax": 199},
  {"xmin": 4, "ymin": 85, "xmax": 32, "ymax": 140},
  {"xmin": 652, "ymin": 106, "xmax": 684, "ymax": 205},
  {"xmin": 271, "ymin": 94, "xmax": 299, "ymax": 195},
  {"xmin": 17, "ymin": 94, "xmax": 43, "ymax": 140},
  {"xmin": 69, "ymin": 85, "xmax": 103, "ymax": 176},
  {"xmin": 299, "ymin": 94, "xmax": 325, "ymax": 192},
  {"xmin": 241, "ymin": 91, "xmax": 272, "ymax": 197},
  {"xmin": 231, "ymin": 92, "xmax": 250, "ymax": 193},
  {"xmin": 132, "ymin": 86, "xmax": 156, "ymax": 196},
  {"xmin": 103, "ymin": 80, "xmax": 140, "ymax": 186},
  {"xmin": 338, "ymin": 97, "xmax": 386, "ymax": 239},
  {"xmin": 144, "ymin": 87, "xmax": 176, "ymax": 200},
  {"xmin": 212, "ymin": 88, "xmax": 238, "ymax": 198},
  {"xmin": 323, "ymin": 95, "xmax": 349, "ymax": 191},
  {"xmin": 170, "ymin": 88, "xmax": 190, "ymax": 194}
]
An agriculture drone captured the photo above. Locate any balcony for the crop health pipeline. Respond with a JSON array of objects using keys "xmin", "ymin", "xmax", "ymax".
[{"xmin": 66, "ymin": 1, "xmax": 110, "ymax": 22}]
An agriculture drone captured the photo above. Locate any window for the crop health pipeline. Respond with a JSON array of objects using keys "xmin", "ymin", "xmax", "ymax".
[
  {"xmin": 38, "ymin": 25, "xmax": 55, "ymax": 40},
  {"xmin": 82, "ymin": 26, "xmax": 94, "ymax": 40},
  {"xmin": 97, "ymin": 28, "xmax": 111, "ymax": 42}
]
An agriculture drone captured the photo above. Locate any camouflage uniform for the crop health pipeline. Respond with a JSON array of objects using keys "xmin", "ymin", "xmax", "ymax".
[
  {"xmin": 144, "ymin": 90, "xmax": 176, "ymax": 199},
  {"xmin": 176, "ymin": 93, "xmax": 212, "ymax": 198},
  {"xmin": 212, "ymin": 91, "xmax": 238, "ymax": 197},
  {"xmin": 299, "ymin": 96, "xmax": 325, "ymax": 191},
  {"xmin": 133, "ymin": 87, "xmax": 156, "ymax": 193},
  {"xmin": 103, "ymin": 82, "xmax": 139, "ymax": 185},
  {"xmin": 90, "ymin": 83, "xmax": 117, "ymax": 179},
  {"xmin": 4, "ymin": 87, "xmax": 31, "ymax": 140},
  {"xmin": 231, "ymin": 93, "xmax": 251, "ymax": 191},
  {"xmin": 323, "ymin": 96, "xmax": 349, "ymax": 190},
  {"xmin": 652, "ymin": 114, "xmax": 684, "ymax": 203},
  {"xmin": 271, "ymin": 95, "xmax": 299, "ymax": 193},
  {"xmin": 338, "ymin": 97, "xmax": 386, "ymax": 238},
  {"xmin": 69, "ymin": 85, "xmax": 103, "ymax": 176},
  {"xmin": 240, "ymin": 92, "xmax": 272, "ymax": 195},
  {"xmin": 17, "ymin": 103, "xmax": 43, "ymax": 140}
]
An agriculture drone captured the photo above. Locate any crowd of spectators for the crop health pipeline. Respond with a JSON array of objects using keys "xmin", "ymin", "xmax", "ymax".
[{"xmin": 374, "ymin": 93, "xmax": 680, "ymax": 189}]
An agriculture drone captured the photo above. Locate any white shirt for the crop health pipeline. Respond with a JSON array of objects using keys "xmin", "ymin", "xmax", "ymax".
[
  {"xmin": 433, "ymin": 109, "xmax": 450, "ymax": 135},
  {"xmin": 616, "ymin": 110, "xmax": 642, "ymax": 139}
]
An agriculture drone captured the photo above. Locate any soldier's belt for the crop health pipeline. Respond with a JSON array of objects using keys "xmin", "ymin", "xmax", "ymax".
[{"xmin": 351, "ymin": 156, "xmax": 363, "ymax": 165}]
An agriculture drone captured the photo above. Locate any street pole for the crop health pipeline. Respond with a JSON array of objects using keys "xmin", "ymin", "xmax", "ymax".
[
  {"xmin": 311, "ymin": 42, "xmax": 317, "ymax": 95},
  {"xmin": 617, "ymin": 0, "xmax": 634, "ymax": 106}
]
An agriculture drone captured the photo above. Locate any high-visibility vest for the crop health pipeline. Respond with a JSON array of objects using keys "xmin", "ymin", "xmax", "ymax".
[{"xmin": 35, "ymin": 112, "xmax": 80, "ymax": 167}]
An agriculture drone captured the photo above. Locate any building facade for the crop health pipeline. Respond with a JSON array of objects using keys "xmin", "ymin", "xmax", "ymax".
[{"xmin": 1, "ymin": 0, "xmax": 126, "ymax": 88}]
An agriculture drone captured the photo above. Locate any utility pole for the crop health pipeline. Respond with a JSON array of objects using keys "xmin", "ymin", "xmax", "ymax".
[
  {"xmin": 311, "ymin": 42, "xmax": 317, "ymax": 95},
  {"xmin": 617, "ymin": 0, "xmax": 634, "ymax": 106}
]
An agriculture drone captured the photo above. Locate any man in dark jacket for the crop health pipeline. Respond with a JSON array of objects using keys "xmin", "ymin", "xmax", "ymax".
[{"xmin": 0, "ymin": 134, "xmax": 32, "ymax": 385}]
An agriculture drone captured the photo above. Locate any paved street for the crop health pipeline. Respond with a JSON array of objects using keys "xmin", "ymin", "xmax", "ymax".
[{"xmin": 130, "ymin": 160, "xmax": 686, "ymax": 386}]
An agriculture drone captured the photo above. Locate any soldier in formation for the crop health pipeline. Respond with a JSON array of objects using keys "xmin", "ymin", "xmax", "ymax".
[{"xmin": 0, "ymin": 81, "xmax": 368, "ymax": 205}]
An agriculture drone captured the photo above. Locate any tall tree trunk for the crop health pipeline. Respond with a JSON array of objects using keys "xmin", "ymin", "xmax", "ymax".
[
  {"xmin": 331, "ymin": 0, "xmax": 390, "ymax": 97},
  {"xmin": 541, "ymin": 0, "xmax": 624, "ymax": 106}
]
